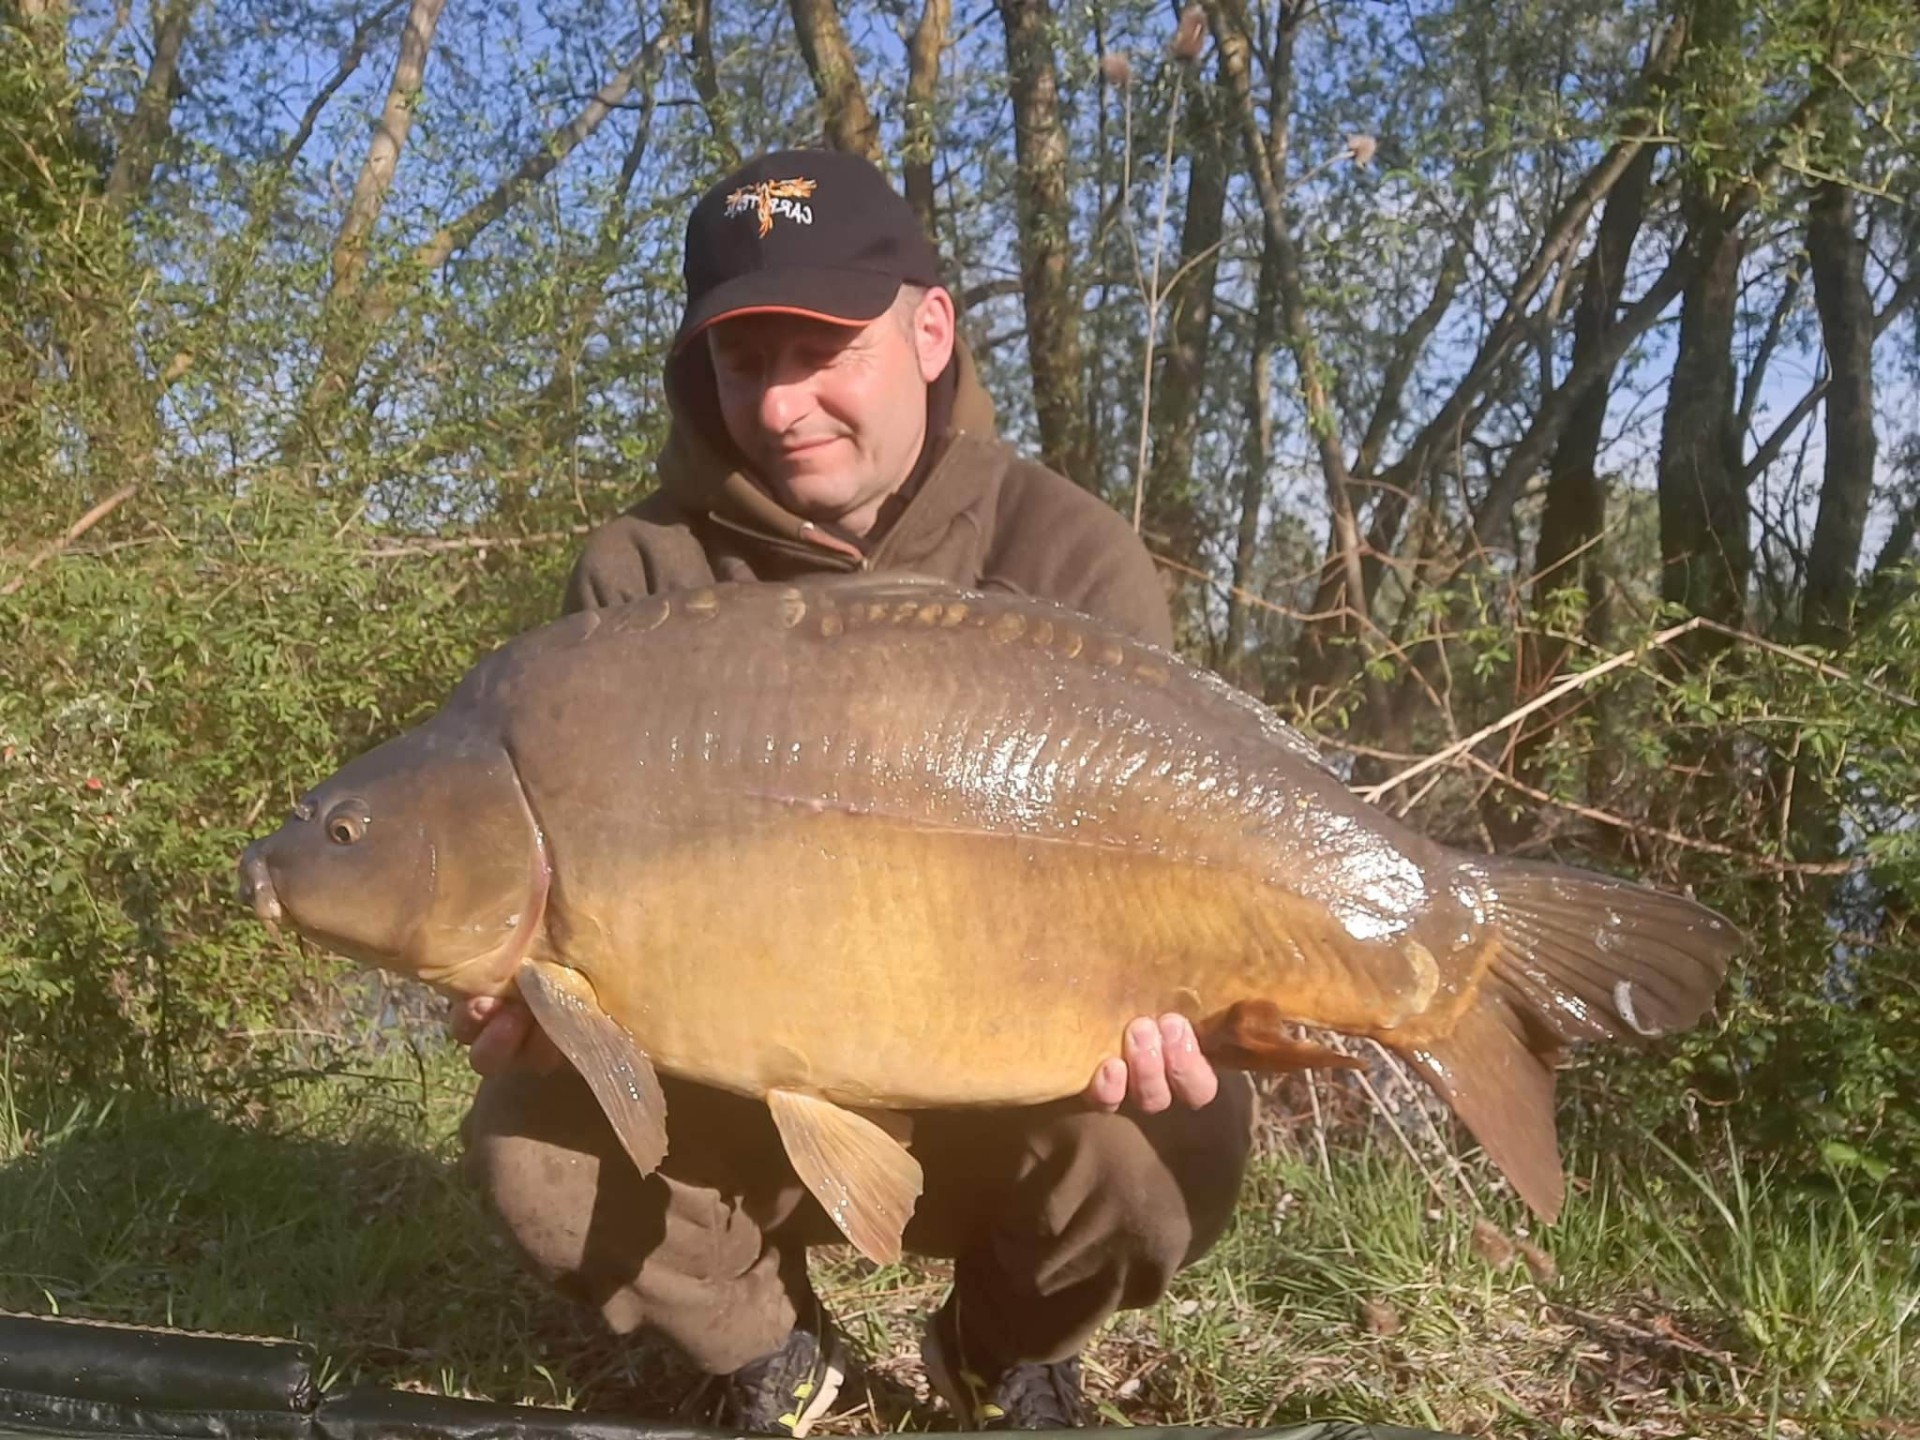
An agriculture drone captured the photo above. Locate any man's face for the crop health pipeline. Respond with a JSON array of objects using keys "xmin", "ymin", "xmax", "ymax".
[{"xmin": 706, "ymin": 286, "xmax": 955, "ymax": 536}]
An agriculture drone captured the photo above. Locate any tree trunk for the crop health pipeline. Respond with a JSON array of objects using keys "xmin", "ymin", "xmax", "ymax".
[
  {"xmin": 903, "ymin": 0, "xmax": 950, "ymax": 240},
  {"xmin": 1492, "ymin": 142, "xmax": 1657, "ymax": 846},
  {"xmin": 1146, "ymin": 73, "xmax": 1229, "ymax": 588},
  {"xmin": 1223, "ymin": 214, "xmax": 1282, "ymax": 684},
  {"xmin": 293, "ymin": 0, "xmax": 448, "ymax": 457},
  {"xmin": 997, "ymin": 0, "xmax": 1091, "ymax": 486},
  {"xmin": 1657, "ymin": 206, "xmax": 1748, "ymax": 631},
  {"xmin": 686, "ymin": 0, "xmax": 739, "ymax": 164},
  {"xmin": 1207, "ymin": 0, "xmax": 1372, "ymax": 714},
  {"xmin": 1799, "ymin": 179, "xmax": 1877, "ymax": 648},
  {"xmin": 789, "ymin": 0, "xmax": 882, "ymax": 163},
  {"xmin": 1528, "ymin": 142, "xmax": 1657, "ymax": 657},
  {"xmin": 103, "ymin": 0, "xmax": 194, "ymax": 208},
  {"xmin": 328, "ymin": 0, "xmax": 447, "ymax": 309}
]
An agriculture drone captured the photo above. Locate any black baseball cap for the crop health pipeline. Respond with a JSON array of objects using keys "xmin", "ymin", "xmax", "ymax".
[{"xmin": 672, "ymin": 149, "xmax": 944, "ymax": 353}]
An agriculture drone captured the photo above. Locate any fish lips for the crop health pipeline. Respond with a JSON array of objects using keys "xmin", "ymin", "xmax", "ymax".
[{"xmin": 237, "ymin": 840, "xmax": 284, "ymax": 940}]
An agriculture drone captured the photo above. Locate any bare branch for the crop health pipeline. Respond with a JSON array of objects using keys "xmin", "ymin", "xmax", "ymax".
[
  {"xmin": 1205, "ymin": 0, "xmax": 1366, "ymax": 631},
  {"xmin": 1744, "ymin": 265, "xmax": 1920, "ymax": 486},
  {"xmin": 2, "ymin": 486, "xmax": 140, "ymax": 598},
  {"xmin": 411, "ymin": 41, "xmax": 659, "ymax": 273},
  {"xmin": 279, "ymin": 0, "xmax": 407, "ymax": 171},
  {"xmin": 1738, "ymin": 259, "xmax": 1804, "ymax": 430},
  {"xmin": 1354, "ymin": 237, "xmax": 1465, "ymax": 479},
  {"xmin": 1462, "ymin": 753, "xmax": 1861, "ymax": 876},
  {"xmin": 328, "ymin": 0, "xmax": 448, "ymax": 308},
  {"xmin": 1476, "ymin": 234, "xmax": 1695, "ymax": 540},
  {"xmin": 789, "ymin": 0, "xmax": 882, "ymax": 162},
  {"xmin": 1358, "ymin": 617, "xmax": 1713, "ymax": 802}
]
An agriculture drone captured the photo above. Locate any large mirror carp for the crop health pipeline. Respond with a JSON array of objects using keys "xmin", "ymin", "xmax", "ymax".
[{"xmin": 239, "ymin": 575, "xmax": 1740, "ymax": 1261}]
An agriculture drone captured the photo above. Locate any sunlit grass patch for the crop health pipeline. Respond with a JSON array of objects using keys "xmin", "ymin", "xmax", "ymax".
[{"xmin": 1, "ymin": 1042, "xmax": 1914, "ymax": 1438}]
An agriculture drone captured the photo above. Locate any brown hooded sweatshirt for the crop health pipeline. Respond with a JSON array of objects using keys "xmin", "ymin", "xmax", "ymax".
[{"xmin": 562, "ymin": 341, "xmax": 1174, "ymax": 648}]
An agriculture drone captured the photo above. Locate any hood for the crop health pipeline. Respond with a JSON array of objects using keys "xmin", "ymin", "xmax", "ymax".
[{"xmin": 656, "ymin": 330, "xmax": 1000, "ymax": 562}]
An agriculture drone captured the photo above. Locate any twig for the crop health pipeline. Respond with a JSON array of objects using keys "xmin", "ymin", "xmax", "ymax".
[
  {"xmin": 1368, "ymin": 1039, "xmax": 1481, "ymax": 1208},
  {"xmin": 1358, "ymin": 618, "xmax": 1709, "ymax": 802},
  {"xmin": 1148, "ymin": 549, "xmax": 1362, "ymax": 626},
  {"xmin": 1460, "ymin": 752, "xmax": 1862, "ymax": 876},
  {"xmin": 359, "ymin": 526, "xmax": 591, "ymax": 558},
  {"xmin": 1345, "ymin": 1047, "xmax": 1455, "ymax": 1211},
  {"xmin": 1, "ymin": 485, "xmax": 140, "ymax": 598},
  {"xmin": 1302, "ymin": 1067, "xmax": 1333, "ymax": 1189}
]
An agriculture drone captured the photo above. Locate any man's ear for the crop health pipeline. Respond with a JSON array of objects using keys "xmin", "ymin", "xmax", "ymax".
[{"xmin": 910, "ymin": 286, "xmax": 957, "ymax": 383}]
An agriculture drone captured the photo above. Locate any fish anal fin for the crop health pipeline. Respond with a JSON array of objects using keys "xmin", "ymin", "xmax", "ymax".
[
  {"xmin": 517, "ymin": 960, "xmax": 669, "ymax": 1177},
  {"xmin": 767, "ymin": 1089, "xmax": 923, "ymax": 1264},
  {"xmin": 1393, "ymin": 1000, "xmax": 1566, "ymax": 1222},
  {"xmin": 1195, "ymin": 999, "xmax": 1365, "ymax": 1073}
]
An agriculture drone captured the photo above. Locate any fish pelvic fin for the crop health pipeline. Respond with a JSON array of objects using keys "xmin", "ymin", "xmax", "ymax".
[
  {"xmin": 1391, "ymin": 999, "xmax": 1566, "ymax": 1222},
  {"xmin": 767, "ymin": 1089, "xmax": 923, "ymax": 1265},
  {"xmin": 516, "ymin": 959, "xmax": 669, "ymax": 1176},
  {"xmin": 1195, "ymin": 999, "xmax": 1365, "ymax": 1074},
  {"xmin": 1472, "ymin": 858, "xmax": 1742, "ymax": 1048}
]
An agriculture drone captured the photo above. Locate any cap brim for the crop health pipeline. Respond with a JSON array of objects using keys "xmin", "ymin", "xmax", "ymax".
[{"xmin": 673, "ymin": 267, "xmax": 904, "ymax": 352}]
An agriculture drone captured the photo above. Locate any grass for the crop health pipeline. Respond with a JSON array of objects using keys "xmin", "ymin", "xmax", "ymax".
[{"xmin": 1, "ymin": 1037, "xmax": 1914, "ymax": 1439}]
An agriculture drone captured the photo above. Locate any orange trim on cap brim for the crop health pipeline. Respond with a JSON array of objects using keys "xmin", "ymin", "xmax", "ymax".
[{"xmin": 674, "ymin": 304, "xmax": 875, "ymax": 352}]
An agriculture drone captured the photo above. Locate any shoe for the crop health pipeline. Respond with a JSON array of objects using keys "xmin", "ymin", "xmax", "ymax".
[
  {"xmin": 920, "ymin": 1294, "xmax": 1089, "ymax": 1430},
  {"xmin": 707, "ymin": 1302, "xmax": 851, "ymax": 1437}
]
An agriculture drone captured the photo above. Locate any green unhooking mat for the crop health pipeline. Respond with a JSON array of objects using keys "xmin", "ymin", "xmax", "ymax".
[{"xmin": 0, "ymin": 1315, "xmax": 1463, "ymax": 1440}]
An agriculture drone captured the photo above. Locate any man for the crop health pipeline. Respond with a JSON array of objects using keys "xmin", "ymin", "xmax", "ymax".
[{"xmin": 453, "ymin": 150, "xmax": 1255, "ymax": 1435}]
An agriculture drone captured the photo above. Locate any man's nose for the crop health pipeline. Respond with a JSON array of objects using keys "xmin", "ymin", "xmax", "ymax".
[{"xmin": 756, "ymin": 352, "xmax": 817, "ymax": 434}]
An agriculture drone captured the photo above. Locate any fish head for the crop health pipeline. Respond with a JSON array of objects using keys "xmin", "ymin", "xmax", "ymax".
[{"xmin": 238, "ymin": 724, "xmax": 546, "ymax": 995}]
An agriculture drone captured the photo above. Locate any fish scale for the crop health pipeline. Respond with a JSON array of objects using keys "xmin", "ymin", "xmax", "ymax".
[{"xmin": 240, "ymin": 574, "xmax": 1742, "ymax": 1261}]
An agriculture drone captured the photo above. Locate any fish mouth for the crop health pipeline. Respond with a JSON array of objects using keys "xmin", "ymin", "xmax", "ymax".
[{"xmin": 237, "ymin": 844, "xmax": 284, "ymax": 941}]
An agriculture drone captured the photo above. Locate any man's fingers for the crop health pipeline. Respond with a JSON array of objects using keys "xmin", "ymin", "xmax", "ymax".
[
  {"xmin": 468, "ymin": 1001, "xmax": 534, "ymax": 1076},
  {"xmin": 1124, "ymin": 1017, "xmax": 1172, "ymax": 1114},
  {"xmin": 448, "ymin": 994, "xmax": 501, "ymax": 1047},
  {"xmin": 1159, "ymin": 1013, "xmax": 1219, "ymax": 1109},
  {"xmin": 1084, "ymin": 1057, "xmax": 1126, "ymax": 1113}
]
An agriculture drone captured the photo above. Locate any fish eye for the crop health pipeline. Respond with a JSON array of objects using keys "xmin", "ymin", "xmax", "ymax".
[{"xmin": 325, "ymin": 805, "xmax": 368, "ymax": 845}]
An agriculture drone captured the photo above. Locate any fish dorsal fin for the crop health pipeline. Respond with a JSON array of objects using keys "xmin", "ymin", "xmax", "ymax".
[
  {"xmin": 766, "ymin": 1088, "xmax": 923, "ymax": 1264},
  {"xmin": 1392, "ymin": 1000, "xmax": 1566, "ymax": 1222},
  {"xmin": 1195, "ymin": 1000, "xmax": 1366, "ymax": 1074},
  {"xmin": 517, "ymin": 960, "xmax": 669, "ymax": 1177}
]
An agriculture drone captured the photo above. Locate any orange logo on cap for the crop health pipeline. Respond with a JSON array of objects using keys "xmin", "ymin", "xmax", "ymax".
[{"xmin": 725, "ymin": 177, "xmax": 819, "ymax": 237}]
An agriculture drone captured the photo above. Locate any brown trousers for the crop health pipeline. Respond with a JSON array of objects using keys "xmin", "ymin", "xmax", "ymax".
[{"xmin": 462, "ymin": 1067, "xmax": 1255, "ymax": 1376}]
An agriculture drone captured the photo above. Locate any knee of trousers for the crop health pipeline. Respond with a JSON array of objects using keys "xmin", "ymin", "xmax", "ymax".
[
  {"xmin": 460, "ymin": 1068, "xmax": 811, "ymax": 1370},
  {"xmin": 1012, "ymin": 1070, "xmax": 1257, "ymax": 1300},
  {"xmin": 461, "ymin": 1067, "xmax": 653, "ymax": 1295}
]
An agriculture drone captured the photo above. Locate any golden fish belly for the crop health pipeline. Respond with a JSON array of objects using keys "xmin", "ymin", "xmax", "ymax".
[{"xmin": 548, "ymin": 808, "xmax": 1433, "ymax": 1108}]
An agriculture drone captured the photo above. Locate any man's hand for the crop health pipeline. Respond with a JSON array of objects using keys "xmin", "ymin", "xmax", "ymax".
[
  {"xmin": 448, "ymin": 994, "xmax": 565, "ymax": 1078},
  {"xmin": 1085, "ymin": 1014, "xmax": 1219, "ymax": 1114}
]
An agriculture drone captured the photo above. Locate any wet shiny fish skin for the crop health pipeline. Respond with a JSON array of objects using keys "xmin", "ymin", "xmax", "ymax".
[{"xmin": 241, "ymin": 574, "xmax": 1740, "ymax": 1226}]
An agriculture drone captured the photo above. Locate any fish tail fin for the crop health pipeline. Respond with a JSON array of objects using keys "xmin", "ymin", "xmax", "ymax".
[
  {"xmin": 1389, "ymin": 998, "xmax": 1566, "ymax": 1220},
  {"xmin": 1473, "ymin": 857, "xmax": 1740, "ymax": 1048},
  {"xmin": 1389, "ymin": 860, "xmax": 1742, "ymax": 1223}
]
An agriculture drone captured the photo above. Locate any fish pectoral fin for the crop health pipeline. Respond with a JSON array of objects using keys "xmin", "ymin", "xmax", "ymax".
[
  {"xmin": 516, "ymin": 959, "xmax": 669, "ymax": 1177},
  {"xmin": 1195, "ymin": 1000, "xmax": 1366, "ymax": 1073},
  {"xmin": 1389, "ymin": 1000, "xmax": 1566, "ymax": 1223},
  {"xmin": 766, "ymin": 1089, "xmax": 922, "ymax": 1265}
]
